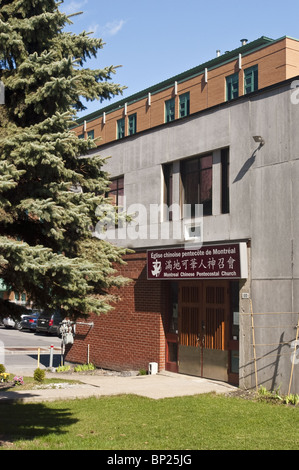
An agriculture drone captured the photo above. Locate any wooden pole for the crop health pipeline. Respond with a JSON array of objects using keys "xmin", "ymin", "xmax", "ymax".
[
  {"xmin": 37, "ymin": 348, "xmax": 40, "ymax": 368},
  {"xmin": 288, "ymin": 319, "xmax": 299, "ymax": 396},
  {"xmin": 250, "ymin": 300, "xmax": 258, "ymax": 392}
]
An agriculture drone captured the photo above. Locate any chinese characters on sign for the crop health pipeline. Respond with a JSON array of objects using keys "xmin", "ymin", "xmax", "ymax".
[{"xmin": 147, "ymin": 244, "xmax": 247, "ymax": 280}]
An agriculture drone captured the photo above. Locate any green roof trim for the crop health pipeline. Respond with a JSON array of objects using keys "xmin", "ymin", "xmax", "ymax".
[{"xmin": 74, "ymin": 35, "xmax": 281, "ymax": 126}]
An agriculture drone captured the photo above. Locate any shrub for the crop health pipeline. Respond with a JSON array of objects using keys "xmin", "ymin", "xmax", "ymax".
[
  {"xmin": 56, "ymin": 365, "xmax": 71, "ymax": 373},
  {"xmin": 74, "ymin": 363, "xmax": 95, "ymax": 372},
  {"xmin": 34, "ymin": 368, "xmax": 45, "ymax": 383},
  {"xmin": 285, "ymin": 394, "xmax": 299, "ymax": 405},
  {"xmin": 0, "ymin": 364, "xmax": 6, "ymax": 374}
]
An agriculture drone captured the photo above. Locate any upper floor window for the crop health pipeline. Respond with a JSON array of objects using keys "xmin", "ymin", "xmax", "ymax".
[
  {"xmin": 117, "ymin": 118, "xmax": 125, "ymax": 139},
  {"xmin": 165, "ymin": 98, "xmax": 175, "ymax": 123},
  {"xmin": 106, "ymin": 176, "xmax": 124, "ymax": 229},
  {"xmin": 179, "ymin": 92, "xmax": 190, "ymax": 118},
  {"xmin": 226, "ymin": 73, "xmax": 239, "ymax": 101},
  {"xmin": 78, "ymin": 130, "xmax": 94, "ymax": 140},
  {"xmin": 107, "ymin": 176, "xmax": 124, "ymax": 207},
  {"xmin": 244, "ymin": 65, "xmax": 258, "ymax": 94},
  {"xmin": 181, "ymin": 154, "xmax": 213, "ymax": 217},
  {"xmin": 163, "ymin": 163, "xmax": 173, "ymax": 221},
  {"xmin": 128, "ymin": 113, "xmax": 137, "ymax": 136},
  {"xmin": 221, "ymin": 148, "xmax": 230, "ymax": 214}
]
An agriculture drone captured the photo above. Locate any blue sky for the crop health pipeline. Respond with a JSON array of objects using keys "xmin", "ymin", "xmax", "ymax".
[{"xmin": 61, "ymin": 0, "xmax": 299, "ymax": 117}]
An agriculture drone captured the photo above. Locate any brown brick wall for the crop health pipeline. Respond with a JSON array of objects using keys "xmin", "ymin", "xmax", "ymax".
[
  {"xmin": 286, "ymin": 37, "xmax": 299, "ymax": 78},
  {"xmin": 65, "ymin": 252, "xmax": 167, "ymax": 372},
  {"xmin": 74, "ymin": 38, "xmax": 299, "ymax": 147}
]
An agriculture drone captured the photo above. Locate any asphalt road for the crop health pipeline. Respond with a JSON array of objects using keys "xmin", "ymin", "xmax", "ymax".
[{"xmin": 0, "ymin": 325, "xmax": 62, "ymax": 373}]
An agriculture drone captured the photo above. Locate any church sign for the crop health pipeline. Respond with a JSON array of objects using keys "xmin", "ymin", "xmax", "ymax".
[{"xmin": 147, "ymin": 243, "xmax": 248, "ymax": 280}]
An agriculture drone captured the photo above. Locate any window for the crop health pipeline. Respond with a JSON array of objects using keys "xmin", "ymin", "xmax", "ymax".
[
  {"xmin": 163, "ymin": 163, "xmax": 173, "ymax": 221},
  {"xmin": 107, "ymin": 176, "xmax": 124, "ymax": 207},
  {"xmin": 128, "ymin": 113, "xmax": 137, "ymax": 135},
  {"xmin": 79, "ymin": 130, "xmax": 94, "ymax": 139},
  {"xmin": 221, "ymin": 148, "xmax": 230, "ymax": 214},
  {"xmin": 117, "ymin": 118, "xmax": 125, "ymax": 139},
  {"xmin": 244, "ymin": 65, "xmax": 258, "ymax": 94},
  {"xmin": 106, "ymin": 176, "xmax": 124, "ymax": 228},
  {"xmin": 181, "ymin": 154, "xmax": 213, "ymax": 217},
  {"xmin": 165, "ymin": 98, "xmax": 175, "ymax": 123},
  {"xmin": 226, "ymin": 73, "xmax": 239, "ymax": 101},
  {"xmin": 179, "ymin": 92, "xmax": 190, "ymax": 118}
]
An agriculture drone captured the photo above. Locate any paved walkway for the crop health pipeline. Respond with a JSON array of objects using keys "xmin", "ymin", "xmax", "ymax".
[{"xmin": 0, "ymin": 369, "xmax": 237, "ymax": 403}]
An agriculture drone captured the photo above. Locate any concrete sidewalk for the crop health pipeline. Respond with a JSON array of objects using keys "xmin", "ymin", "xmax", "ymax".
[{"xmin": 0, "ymin": 370, "xmax": 237, "ymax": 403}]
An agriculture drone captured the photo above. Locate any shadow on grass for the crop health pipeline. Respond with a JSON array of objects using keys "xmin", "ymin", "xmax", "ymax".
[{"xmin": 0, "ymin": 402, "xmax": 78, "ymax": 446}]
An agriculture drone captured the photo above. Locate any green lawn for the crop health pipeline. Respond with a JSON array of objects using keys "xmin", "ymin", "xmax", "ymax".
[{"xmin": 0, "ymin": 393, "xmax": 298, "ymax": 450}]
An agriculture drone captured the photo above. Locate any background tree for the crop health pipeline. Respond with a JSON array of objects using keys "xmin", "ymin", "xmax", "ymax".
[{"xmin": 0, "ymin": 0, "xmax": 129, "ymax": 319}]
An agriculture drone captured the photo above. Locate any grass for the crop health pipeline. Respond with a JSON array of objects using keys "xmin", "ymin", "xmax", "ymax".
[{"xmin": 0, "ymin": 393, "xmax": 298, "ymax": 450}]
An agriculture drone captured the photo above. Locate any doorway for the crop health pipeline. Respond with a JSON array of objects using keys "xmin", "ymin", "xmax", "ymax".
[
  {"xmin": 165, "ymin": 280, "xmax": 239, "ymax": 383},
  {"xmin": 178, "ymin": 280, "xmax": 231, "ymax": 382}
]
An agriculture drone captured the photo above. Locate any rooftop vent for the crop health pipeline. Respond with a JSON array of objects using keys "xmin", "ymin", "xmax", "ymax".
[
  {"xmin": 241, "ymin": 38, "xmax": 248, "ymax": 46},
  {"xmin": 216, "ymin": 50, "xmax": 221, "ymax": 57}
]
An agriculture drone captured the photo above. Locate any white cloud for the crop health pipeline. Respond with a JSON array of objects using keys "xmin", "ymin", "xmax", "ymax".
[
  {"xmin": 87, "ymin": 23, "xmax": 99, "ymax": 35},
  {"xmin": 102, "ymin": 19, "xmax": 126, "ymax": 37}
]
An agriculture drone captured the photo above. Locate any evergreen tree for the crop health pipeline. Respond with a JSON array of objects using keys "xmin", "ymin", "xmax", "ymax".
[{"xmin": 0, "ymin": 0, "xmax": 129, "ymax": 319}]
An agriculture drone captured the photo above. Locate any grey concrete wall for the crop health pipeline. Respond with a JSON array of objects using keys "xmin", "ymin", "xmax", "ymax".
[{"xmin": 97, "ymin": 81, "xmax": 299, "ymax": 393}]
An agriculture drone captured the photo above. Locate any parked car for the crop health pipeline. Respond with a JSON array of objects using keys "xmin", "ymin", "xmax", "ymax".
[
  {"xmin": 3, "ymin": 316, "xmax": 22, "ymax": 330},
  {"xmin": 20, "ymin": 312, "xmax": 40, "ymax": 332},
  {"xmin": 36, "ymin": 311, "xmax": 62, "ymax": 336}
]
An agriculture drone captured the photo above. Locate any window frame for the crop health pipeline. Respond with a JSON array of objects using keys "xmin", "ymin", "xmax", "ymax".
[
  {"xmin": 128, "ymin": 113, "xmax": 137, "ymax": 136},
  {"xmin": 107, "ymin": 176, "xmax": 124, "ymax": 207},
  {"xmin": 165, "ymin": 98, "xmax": 175, "ymax": 123},
  {"xmin": 117, "ymin": 118, "xmax": 125, "ymax": 139},
  {"xmin": 181, "ymin": 154, "xmax": 213, "ymax": 217},
  {"xmin": 179, "ymin": 92, "xmax": 190, "ymax": 118},
  {"xmin": 163, "ymin": 163, "xmax": 173, "ymax": 221},
  {"xmin": 106, "ymin": 176, "xmax": 125, "ymax": 228},
  {"xmin": 226, "ymin": 73, "xmax": 239, "ymax": 101},
  {"xmin": 244, "ymin": 65, "xmax": 258, "ymax": 94},
  {"xmin": 221, "ymin": 148, "xmax": 230, "ymax": 214}
]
